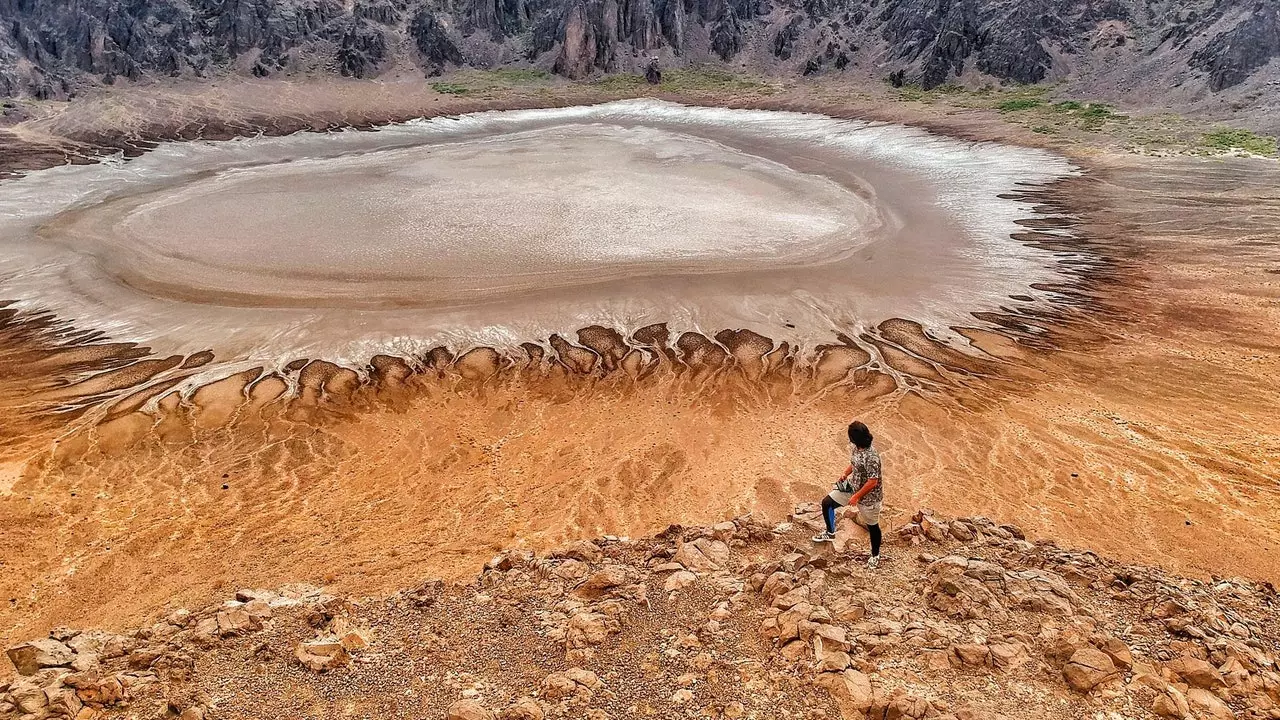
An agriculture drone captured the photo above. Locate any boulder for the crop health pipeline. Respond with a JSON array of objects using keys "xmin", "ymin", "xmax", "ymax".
[
  {"xmin": 499, "ymin": 698, "xmax": 544, "ymax": 720},
  {"xmin": 44, "ymin": 686, "xmax": 82, "ymax": 718},
  {"xmin": 1152, "ymin": 687, "xmax": 1191, "ymax": 718},
  {"xmin": 565, "ymin": 612, "xmax": 609, "ymax": 648},
  {"xmin": 1063, "ymin": 648, "xmax": 1120, "ymax": 693},
  {"xmin": 817, "ymin": 668, "xmax": 875, "ymax": 717},
  {"xmin": 816, "ymin": 650, "xmax": 852, "ymax": 672},
  {"xmin": 552, "ymin": 559, "xmax": 590, "ymax": 582},
  {"xmin": 67, "ymin": 632, "xmax": 130, "ymax": 660},
  {"xmin": 6, "ymin": 639, "xmax": 74, "ymax": 675},
  {"xmin": 673, "ymin": 538, "xmax": 729, "ymax": 572},
  {"xmin": 953, "ymin": 643, "xmax": 990, "ymax": 666},
  {"xmin": 1096, "ymin": 636, "xmax": 1133, "ymax": 670},
  {"xmin": 1167, "ymin": 655, "xmax": 1226, "ymax": 689},
  {"xmin": 574, "ymin": 565, "xmax": 628, "ymax": 599},
  {"xmin": 548, "ymin": 540, "xmax": 602, "ymax": 563},
  {"xmin": 540, "ymin": 673, "xmax": 580, "ymax": 701},
  {"xmin": 65, "ymin": 672, "xmax": 126, "ymax": 706},
  {"xmin": 664, "ymin": 571, "xmax": 697, "ymax": 592},
  {"xmin": 1186, "ymin": 688, "xmax": 1233, "ymax": 720},
  {"xmin": 988, "ymin": 642, "xmax": 1029, "ymax": 669},
  {"xmin": 9, "ymin": 680, "xmax": 49, "ymax": 715},
  {"xmin": 773, "ymin": 587, "xmax": 811, "ymax": 610},
  {"xmin": 295, "ymin": 639, "xmax": 350, "ymax": 672},
  {"xmin": 215, "ymin": 608, "xmax": 261, "ymax": 637},
  {"xmin": 448, "ymin": 699, "xmax": 496, "ymax": 720},
  {"xmin": 813, "ymin": 625, "xmax": 850, "ymax": 653},
  {"xmin": 711, "ymin": 521, "xmax": 737, "ymax": 541}
]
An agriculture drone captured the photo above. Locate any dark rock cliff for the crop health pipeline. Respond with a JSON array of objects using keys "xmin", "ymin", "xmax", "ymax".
[{"xmin": 1, "ymin": 0, "xmax": 1278, "ymax": 104}]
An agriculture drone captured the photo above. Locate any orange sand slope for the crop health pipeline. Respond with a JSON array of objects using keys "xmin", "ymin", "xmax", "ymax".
[{"xmin": 0, "ymin": 92, "xmax": 1278, "ymax": 655}]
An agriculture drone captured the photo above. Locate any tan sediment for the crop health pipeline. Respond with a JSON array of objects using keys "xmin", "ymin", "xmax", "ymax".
[{"xmin": 0, "ymin": 83, "xmax": 1277, "ymax": 659}]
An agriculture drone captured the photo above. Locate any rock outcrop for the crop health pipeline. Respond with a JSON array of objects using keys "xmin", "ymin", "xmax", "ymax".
[
  {"xmin": 4, "ymin": 506, "xmax": 1278, "ymax": 720},
  {"xmin": 1, "ymin": 0, "xmax": 1277, "ymax": 112}
]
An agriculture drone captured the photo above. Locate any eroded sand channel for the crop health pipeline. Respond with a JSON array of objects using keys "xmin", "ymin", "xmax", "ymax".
[{"xmin": 12, "ymin": 97, "xmax": 1280, "ymax": 644}]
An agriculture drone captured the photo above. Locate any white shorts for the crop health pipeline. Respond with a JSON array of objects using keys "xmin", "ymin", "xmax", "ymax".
[
  {"xmin": 828, "ymin": 489, "xmax": 854, "ymax": 506},
  {"xmin": 854, "ymin": 504, "xmax": 882, "ymax": 527}
]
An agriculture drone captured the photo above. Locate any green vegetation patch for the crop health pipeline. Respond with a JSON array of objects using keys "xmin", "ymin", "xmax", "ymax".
[
  {"xmin": 1047, "ymin": 100, "xmax": 1127, "ymax": 130},
  {"xmin": 1200, "ymin": 128, "xmax": 1278, "ymax": 156},
  {"xmin": 430, "ymin": 82, "xmax": 469, "ymax": 95},
  {"xmin": 996, "ymin": 97, "xmax": 1043, "ymax": 112},
  {"xmin": 429, "ymin": 68, "xmax": 555, "ymax": 97},
  {"xmin": 589, "ymin": 66, "xmax": 775, "ymax": 95},
  {"xmin": 484, "ymin": 68, "xmax": 553, "ymax": 84}
]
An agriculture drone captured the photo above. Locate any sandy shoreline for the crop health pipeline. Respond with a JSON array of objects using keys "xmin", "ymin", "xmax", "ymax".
[{"xmin": 0, "ymin": 78, "xmax": 1277, "ymax": 651}]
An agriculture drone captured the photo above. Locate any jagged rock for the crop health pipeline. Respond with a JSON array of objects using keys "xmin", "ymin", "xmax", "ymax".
[
  {"xmin": 45, "ymin": 686, "xmax": 83, "ymax": 718},
  {"xmin": 0, "ymin": 0, "xmax": 1274, "ymax": 102},
  {"xmin": 65, "ymin": 671, "xmax": 126, "ymax": 706},
  {"xmin": 817, "ymin": 668, "xmax": 874, "ymax": 716},
  {"xmin": 952, "ymin": 643, "xmax": 990, "ymax": 666},
  {"xmin": 711, "ymin": 521, "xmax": 736, "ymax": 541},
  {"xmin": 565, "ymin": 612, "xmax": 609, "ymax": 648},
  {"xmin": 575, "ymin": 565, "xmax": 628, "ymax": 598},
  {"xmin": 66, "ymin": 631, "xmax": 131, "ymax": 660},
  {"xmin": 813, "ymin": 625, "xmax": 850, "ymax": 653},
  {"xmin": 449, "ymin": 699, "xmax": 497, "ymax": 720},
  {"xmin": 215, "ymin": 608, "xmax": 261, "ymax": 637},
  {"xmin": 672, "ymin": 538, "xmax": 729, "ymax": 572},
  {"xmin": 541, "ymin": 673, "xmax": 579, "ymax": 701},
  {"xmin": 871, "ymin": 691, "xmax": 932, "ymax": 719},
  {"xmin": 1166, "ymin": 655, "xmax": 1226, "ymax": 689},
  {"xmin": 773, "ymin": 586, "xmax": 811, "ymax": 610},
  {"xmin": 988, "ymin": 642, "xmax": 1029, "ymax": 669},
  {"xmin": 1152, "ymin": 686, "xmax": 1191, "ymax": 718},
  {"xmin": 664, "ymin": 570, "xmax": 697, "ymax": 591},
  {"xmin": 1063, "ymin": 648, "xmax": 1120, "ymax": 692},
  {"xmin": 1094, "ymin": 636, "xmax": 1133, "ymax": 670},
  {"xmin": 540, "ymin": 668, "xmax": 601, "ymax": 701},
  {"xmin": 549, "ymin": 540, "xmax": 602, "ymax": 563},
  {"xmin": 779, "ymin": 639, "xmax": 808, "ymax": 660},
  {"xmin": 1186, "ymin": 688, "xmax": 1233, "ymax": 719},
  {"xmin": 499, "ymin": 697, "xmax": 545, "ymax": 720},
  {"xmin": 9, "ymin": 679, "xmax": 50, "ymax": 715},
  {"xmin": 6, "ymin": 639, "xmax": 73, "ymax": 675},
  {"xmin": 295, "ymin": 639, "xmax": 350, "ymax": 672},
  {"xmin": 816, "ymin": 650, "xmax": 852, "ymax": 672}
]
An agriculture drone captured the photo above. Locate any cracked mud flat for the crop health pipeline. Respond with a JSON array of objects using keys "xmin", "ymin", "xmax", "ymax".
[{"xmin": 0, "ymin": 91, "xmax": 1277, "ymax": 653}]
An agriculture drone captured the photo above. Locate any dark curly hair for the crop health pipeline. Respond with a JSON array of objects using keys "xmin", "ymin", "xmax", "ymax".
[{"xmin": 848, "ymin": 421, "xmax": 873, "ymax": 449}]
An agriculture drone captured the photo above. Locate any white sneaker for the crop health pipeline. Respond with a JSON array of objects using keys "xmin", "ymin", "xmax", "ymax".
[
  {"xmin": 811, "ymin": 532, "xmax": 835, "ymax": 543},
  {"xmin": 866, "ymin": 555, "xmax": 880, "ymax": 569}
]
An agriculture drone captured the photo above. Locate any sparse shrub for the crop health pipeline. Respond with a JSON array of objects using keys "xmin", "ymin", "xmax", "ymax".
[
  {"xmin": 431, "ymin": 82, "xmax": 469, "ymax": 95},
  {"xmin": 1200, "ymin": 128, "xmax": 1278, "ymax": 156},
  {"xmin": 487, "ymin": 68, "xmax": 551, "ymax": 84},
  {"xmin": 997, "ymin": 98, "xmax": 1043, "ymax": 112}
]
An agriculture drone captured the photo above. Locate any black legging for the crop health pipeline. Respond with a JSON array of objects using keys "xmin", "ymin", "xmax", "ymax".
[{"xmin": 821, "ymin": 495, "xmax": 881, "ymax": 557}]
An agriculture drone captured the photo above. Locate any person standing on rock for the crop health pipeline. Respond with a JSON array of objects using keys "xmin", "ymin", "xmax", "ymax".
[{"xmin": 812, "ymin": 420, "xmax": 883, "ymax": 567}]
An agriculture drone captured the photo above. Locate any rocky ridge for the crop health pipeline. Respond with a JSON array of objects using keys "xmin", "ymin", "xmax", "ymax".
[
  {"xmin": 4, "ymin": 505, "xmax": 1278, "ymax": 720},
  {"xmin": 0, "ymin": 0, "xmax": 1278, "ymax": 118}
]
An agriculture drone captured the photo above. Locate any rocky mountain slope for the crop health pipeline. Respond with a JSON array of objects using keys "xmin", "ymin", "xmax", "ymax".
[
  {"xmin": 4, "ymin": 506, "xmax": 1278, "ymax": 720},
  {"xmin": 1, "ymin": 0, "xmax": 1278, "ymax": 115}
]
